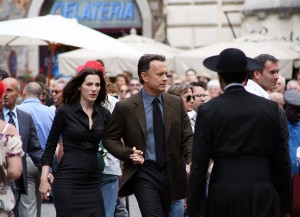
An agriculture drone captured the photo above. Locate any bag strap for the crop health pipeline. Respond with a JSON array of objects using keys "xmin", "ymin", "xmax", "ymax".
[{"xmin": 2, "ymin": 123, "xmax": 10, "ymax": 133}]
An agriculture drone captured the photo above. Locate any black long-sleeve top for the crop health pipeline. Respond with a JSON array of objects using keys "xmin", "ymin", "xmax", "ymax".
[{"xmin": 42, "ymin": 101, "xmax": 111, "ymax": 166}]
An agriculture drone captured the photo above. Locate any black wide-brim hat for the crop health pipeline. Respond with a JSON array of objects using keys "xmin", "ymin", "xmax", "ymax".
[{"xmin": 203, "ymin": 48, "xmax": 262, "ymax": 73}]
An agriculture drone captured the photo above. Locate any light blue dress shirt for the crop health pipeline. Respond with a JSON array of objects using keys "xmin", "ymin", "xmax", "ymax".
[
  {"xmin": 17, "ymin": 98, "xmax": 55, "ymax": 150},
  {"xmin": 288, "ymin": 121, "xmax": 300, "ymax": 176},
  {"xmin": 141, "ymin": 89, "xmax": 163, "ymax": 161}
]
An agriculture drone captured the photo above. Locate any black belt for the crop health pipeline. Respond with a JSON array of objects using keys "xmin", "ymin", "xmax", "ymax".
[
  {"xmin": 143, "ymin": 160, "xmax": 166, "ymax": 170},
  {"xmin": 210, "ymin": 156, "xmax": 272, "ymax": 184}
]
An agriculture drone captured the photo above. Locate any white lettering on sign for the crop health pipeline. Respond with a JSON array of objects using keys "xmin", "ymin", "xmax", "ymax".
[{"xmin": 51, "ymin": 1, "xmax": 135, "ymax": 21}]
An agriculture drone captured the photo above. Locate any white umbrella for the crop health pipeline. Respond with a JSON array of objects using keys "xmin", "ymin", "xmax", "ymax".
[
  {"xmin": 175, "ymin": 41, "xmax": 300, "ymax": 79},
  {"xmin": 58, "ymin": 49, "xmax": 139, "ymax": 76},
  {"xmin": 235, "ymin": 34, "xmax": 300, "ymax": 71},
  {"xmin": 0, "ymin": 35, "xmax": 47, "ymax": 46},
  {"xmin": 58, "ymin": 30, "xmax": 182, "ymax": 76},
  {"xmin": 0, "ymin": 15, "xmax": 142, "ymax": 80},
  {"xmin": 234, "ymin": 34, "xmax": 272, "ymax": 42},
  {"xmin": 118, "ymin": 30, "xmax": 182, "ymax": 71}
]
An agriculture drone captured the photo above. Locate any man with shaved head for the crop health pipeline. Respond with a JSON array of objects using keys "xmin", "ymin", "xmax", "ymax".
[
  {"xmin": 19, "ymin": 82, "xmax": 55, "ymax": 146},
  {"xmin": 17, "ymin": 81, "xmax": 55, "ymax": 217}
]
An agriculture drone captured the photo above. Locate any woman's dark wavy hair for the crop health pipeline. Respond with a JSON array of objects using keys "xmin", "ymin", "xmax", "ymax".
[{"xmin": 63, "ymin": 68, "xmax": 107, "ymax": 105}]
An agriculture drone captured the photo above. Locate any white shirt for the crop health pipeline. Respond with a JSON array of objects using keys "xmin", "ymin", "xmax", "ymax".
[
  {"xmin": 102, "ymin": 94, "xmax": 122, "ymax": 176},
  {"xmin": 188, "ymin": 110, "xmax": 197, "ymax": 133},
  {"xmin": 188, "ymin": 110, "xmax": 196, "ymax": 119},
  {"xmin": 245, "ymin": 79, "xmax": 270, "ymax": 99},
  {"xmin": 104, "ymin": 94, "xmax": 118, "ymax": 113}
]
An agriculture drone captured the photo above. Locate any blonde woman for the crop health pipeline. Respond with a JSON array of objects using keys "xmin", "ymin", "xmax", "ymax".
[
  {"xmin": 167, "ymin": 83, "xmax": 195, "ymax": 116},
  {"xmin": 167, "ymin": 82, "xmax": 194, "ymax": 217}
]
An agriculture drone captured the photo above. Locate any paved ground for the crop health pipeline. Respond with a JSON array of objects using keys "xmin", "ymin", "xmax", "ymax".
[{"xmin": 41, "ymin": 195, "xmax": 142, "ymax": 217}]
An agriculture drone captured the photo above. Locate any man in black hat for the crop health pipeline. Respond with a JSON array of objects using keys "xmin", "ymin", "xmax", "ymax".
[{"xmin": 187, "ymin": 48, "xmax": 291, "ymax": 217}]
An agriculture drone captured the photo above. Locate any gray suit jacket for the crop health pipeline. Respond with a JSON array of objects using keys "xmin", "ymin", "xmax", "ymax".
[
  {"xmin": 104, "ymin": 92, "xmax": 193, "ymax": 200},
  {"xmin": 1, "ymin": 108, "xmax": 43, "ymax": 194}
]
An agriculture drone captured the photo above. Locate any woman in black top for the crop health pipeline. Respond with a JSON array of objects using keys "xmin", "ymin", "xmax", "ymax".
[{"xmin": 39, "ymin": 67, "xmax": 110, "ymax": 217}]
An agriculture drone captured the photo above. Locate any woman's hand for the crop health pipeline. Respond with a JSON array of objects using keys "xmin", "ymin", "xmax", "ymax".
[
  {"xmin": 48, "ymin": 173, "xmax": 54, "ymax": 184},
  {"xmin": 39, "ymin": 166, "xmax": 52, "ymax": 200},
  {"xmin": 39, "ymin": 177, "xmax": 51, "ymax": 200}
]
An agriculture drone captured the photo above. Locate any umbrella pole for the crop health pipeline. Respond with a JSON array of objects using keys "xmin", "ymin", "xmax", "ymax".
[{"xmin": 47, "ymin": 43, "xmax": 57, "ymax": 87}]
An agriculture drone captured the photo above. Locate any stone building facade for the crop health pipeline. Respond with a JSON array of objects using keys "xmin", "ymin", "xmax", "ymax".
[{"xmin": 0, "ymin": 0, "xmax": 299, "ymax": 77}]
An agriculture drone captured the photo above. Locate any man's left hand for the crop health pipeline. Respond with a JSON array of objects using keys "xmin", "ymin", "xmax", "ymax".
[{"xmin": 130, "ymin": 147, "xmax": 144, "ymax": 165}]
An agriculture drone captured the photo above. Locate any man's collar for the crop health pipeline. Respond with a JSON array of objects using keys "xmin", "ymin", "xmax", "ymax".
[
  {"xmin": 224, "ymin": 83, "xmax": 244, "ymax": 91},
  {"xmin": 141, "ymin": 88, "xmax": 162, "ymax": 105},
  {"xmin": 245, "ymin": 79, "xmax": 270, "ymax": 99},
  {"xmin": 22, "ymin": 98, "xmax": 41, "ymax": 104},
  {"xmin": 3, "ymin": 107, "xmax": 17, "ymax": 116}
]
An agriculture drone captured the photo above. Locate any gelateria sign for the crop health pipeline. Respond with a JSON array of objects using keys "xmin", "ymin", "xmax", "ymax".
[{"xmin": 49, "ymin": 0, "xmax": 142, "ymax": 29}]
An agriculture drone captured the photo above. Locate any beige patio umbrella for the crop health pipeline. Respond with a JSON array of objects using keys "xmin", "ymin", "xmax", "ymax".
[
  {"xmin": 118, "ymin": 30, "xmax": 182, "ymax": 71},
  {"xmin": 58, "ymin": 48, "xmax": 139, "ymax": 77},
  {"xmin": 175, "ymin": 41, "xmax": 300, "ymax": 78}
]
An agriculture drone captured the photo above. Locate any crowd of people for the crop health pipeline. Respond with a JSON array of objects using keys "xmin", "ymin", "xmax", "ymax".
[{"xmin": 0, "ymin": 49, "xmax": 299, "ymax": 217}]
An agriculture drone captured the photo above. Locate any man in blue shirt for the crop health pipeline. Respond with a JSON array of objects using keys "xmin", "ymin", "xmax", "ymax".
[
  {"xmin": 17, "ymin": 82, "xmax": 55, "ymax": 217},
  {"xmin": 104, "ymin": 54, "xmax": 193, "ymax": 216},
  {"xmin": 18, "ymin": 82, "xmax": 55, "ymax": 148},
  {"xmin": 283, "ymin": 89, "xmax": 300, "ymax": 176}
]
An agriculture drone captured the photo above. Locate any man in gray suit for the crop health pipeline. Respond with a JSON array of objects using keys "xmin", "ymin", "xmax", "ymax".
[
  {"xmin": 2, "ymin": 77, "xmax": 43, "ymax": 217},
  {"xmin": 104, "ymin": 54, "xmax": 193, "ymax": 216}
]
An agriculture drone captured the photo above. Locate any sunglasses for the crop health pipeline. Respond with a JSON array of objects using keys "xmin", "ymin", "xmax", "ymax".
[
  {"xmin": 193, "ymin": 94, "xmax": 208, "ymax": 98},
  {"xmin": 130, "ymin": 83, "xmax": 140, "ymax": 87},
  {"xmin": 186, "ymin": 95, "xmax": 195, "ymax": 102},
  {"xmin": 51, "ymin": 90, "xmax": 62, "ymax": 95}
]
